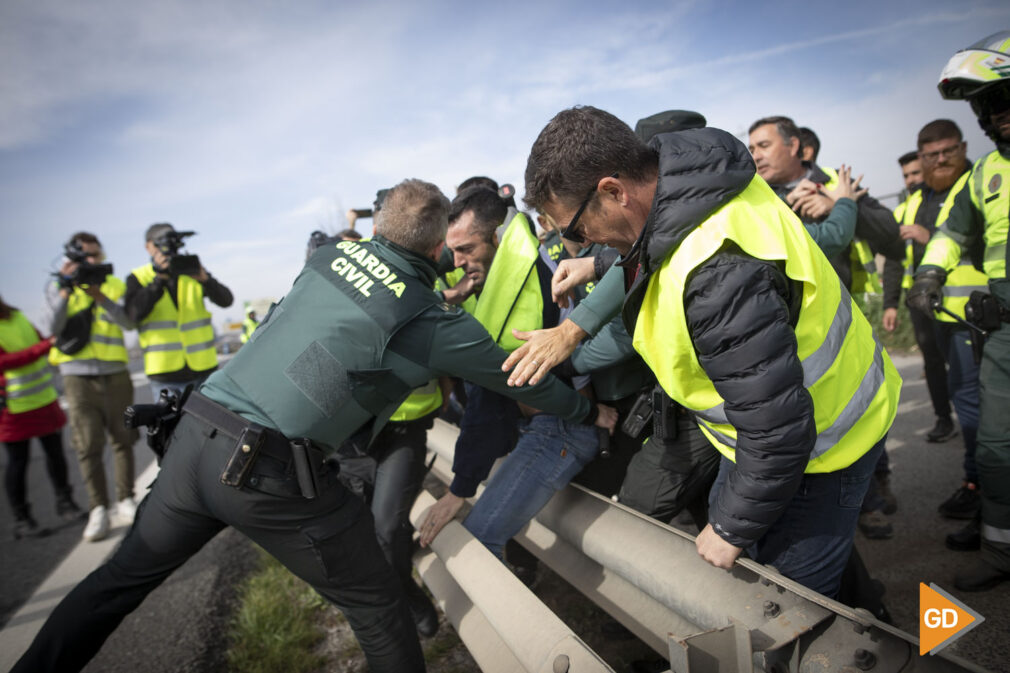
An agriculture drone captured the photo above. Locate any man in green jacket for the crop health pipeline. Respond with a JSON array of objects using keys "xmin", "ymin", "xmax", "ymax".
[{"xmin": 13, "ymin": 178, "xmax": 615, "ymax": 673}]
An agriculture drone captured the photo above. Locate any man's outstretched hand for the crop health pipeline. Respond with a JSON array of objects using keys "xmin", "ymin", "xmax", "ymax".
[{"xmin": 502, "ymin": 320, "xmax": 587, "ymax": 386}]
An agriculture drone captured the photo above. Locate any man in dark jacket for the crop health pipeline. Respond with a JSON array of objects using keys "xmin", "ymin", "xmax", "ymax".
[{"xmin": 504, "ymin": 106, "xmax": 900, "ymax": 597}]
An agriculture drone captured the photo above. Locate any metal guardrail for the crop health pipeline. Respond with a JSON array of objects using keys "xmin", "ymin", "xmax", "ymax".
[
  {"xmin": 409, "ymin": 490, "xmax": 615, "ymax": 673},
  {"xmin": 415, "ymin": 419, "xmax": 990, "ymax": 673}
]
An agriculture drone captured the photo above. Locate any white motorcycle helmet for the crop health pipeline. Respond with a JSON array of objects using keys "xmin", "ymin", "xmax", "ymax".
[{"xmin": 938, "ymin": 31, "xmax": 1010, "ymax": 146}]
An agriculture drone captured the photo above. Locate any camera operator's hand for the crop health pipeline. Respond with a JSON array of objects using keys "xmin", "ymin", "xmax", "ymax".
[{"xmin": 188, "ymin": 267, "xmax": 210, "ymax": 283}]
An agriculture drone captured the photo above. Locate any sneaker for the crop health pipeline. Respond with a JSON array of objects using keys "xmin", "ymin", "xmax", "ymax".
[
  {"xmin": 875, "ymin": 474, "xmax": 898, "ymax": 515},
  {"xmin": 945, "ymin": 519, "xmax": 981, "ymax": 552},
  {"xmin": 55, "ymin": 494, "xmax": 86, "ymax": 522},
  {"xmin": 938, "ymin": 483, "xmax": 980, "ymax": 520},
  {"xmin": 83, "ymin": 505, "xmax": 110, "ymax": 542},
  {"xmin": 926, "ymin": 416, "xmax": 957, "ymax": 443},
  {"xmin": 115, "ymin": 497, "xmax": 137, "ymax": 525},
  {"xmin": 858, "ymin": 510, "xmax": 893, "ymax": 540}
]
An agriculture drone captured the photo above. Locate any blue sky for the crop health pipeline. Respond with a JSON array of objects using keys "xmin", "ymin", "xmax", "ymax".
[{"xmin": 2, "ymin": 0, "xmax": 1008, "ymax": 329}]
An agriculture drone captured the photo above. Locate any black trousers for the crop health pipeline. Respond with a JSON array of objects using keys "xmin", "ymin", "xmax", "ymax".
[
  {"xmin": 337, "ymin": 414, "xmax": 433, "ymax": 602},
  {"xmin": 909, "ymin": 305, "xmax": 951, "ymax": 420},
  {"xmin": 3, "ymin": 432, "xmax": 70, "ymax": 515},
  {"xmin": 12, "ymin": 412, "xmax": 425, "ymax": 673}
]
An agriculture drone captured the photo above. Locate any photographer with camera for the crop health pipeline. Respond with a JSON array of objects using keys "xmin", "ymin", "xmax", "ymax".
[
  {"xmin": 44, "ymin": 232, "xmax": 138, "ymax": 542},
  {"xmin": 124, "ymin": 222, "xmax": 233, "ymax": 401}
]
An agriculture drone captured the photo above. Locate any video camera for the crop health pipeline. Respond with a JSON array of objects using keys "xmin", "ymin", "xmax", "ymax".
[
  {"xmin": 152, "ymin": 229, "xmax": 201, "ymax": 276},
  {"xmin": 62, "ymin": 241, "xmax": 113, "ymax": 287}
]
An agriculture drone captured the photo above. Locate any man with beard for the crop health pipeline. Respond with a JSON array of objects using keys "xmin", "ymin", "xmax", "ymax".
[{"xmin": 886, "ymin": 121, "xmax": 987, "ymax": 543}]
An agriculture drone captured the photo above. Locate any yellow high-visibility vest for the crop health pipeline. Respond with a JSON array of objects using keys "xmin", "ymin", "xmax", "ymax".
[
  {"xmin": 900, "ymin": 177, "xmax": 988, "ymax": 321},
  {"xmin": 0, "ymin": 311, "xmax": 58, "ymax": 414},
  {"xmin": 132, "ymin": 264, "xmax": 217, "ymax": 375},
  {"xmin": 471, "ymin": 210, "xmax": 544, "ymax": 353},
  {"xmin": 49, "ymin": 276, "xmax": 129, "ymax": 366},
  {"xmin": 633, "ymin": 175, "xmax": 901, "ymax": 473}
]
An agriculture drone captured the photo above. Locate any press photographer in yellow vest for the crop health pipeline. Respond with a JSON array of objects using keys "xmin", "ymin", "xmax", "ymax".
[
  {"xmin": 124, "ymin": 223, "xmax": 233, "ymax": 401},
  {"xmin": 44, "ymin": 232, "xmax": 139, "ymax": 542}
]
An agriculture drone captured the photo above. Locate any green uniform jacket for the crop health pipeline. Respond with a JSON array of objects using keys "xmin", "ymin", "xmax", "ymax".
[{"xmin": 202, "ymin": 236, "xmax": 591, "ymax": 452}]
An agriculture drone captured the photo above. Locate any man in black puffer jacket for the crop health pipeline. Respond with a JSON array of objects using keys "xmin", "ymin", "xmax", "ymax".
[{"xmin": 504, "ymin": 106, "xmax": 901, "ymax": 597}]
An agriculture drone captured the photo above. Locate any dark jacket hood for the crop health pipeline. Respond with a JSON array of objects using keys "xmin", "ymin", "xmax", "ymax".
[{"xmin": 639, "ymin": 128, "xmax": 756, "ymax": 276}]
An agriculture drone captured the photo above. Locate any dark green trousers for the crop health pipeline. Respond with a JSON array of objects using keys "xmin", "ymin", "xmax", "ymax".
[
  {"xmin": 12, "ymin": 412, "xmax": 425, "ymax": 673},
  {"xmin": 977, "ymin": 324, "xmax": 1010, "ymax": 567}
]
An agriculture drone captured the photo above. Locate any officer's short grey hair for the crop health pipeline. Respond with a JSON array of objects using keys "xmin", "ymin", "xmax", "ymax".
[{"xmin": 375, "ymin": 179, "xmax": 450, "ymax": 254}]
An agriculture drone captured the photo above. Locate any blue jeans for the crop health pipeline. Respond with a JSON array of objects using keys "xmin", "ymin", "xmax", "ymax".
[
  {"xmin": 463, "ymin": 415, "xmax": 599, "ymax": 560},
  {"xmin": 708, "ymin": 437, "xmax": 884, "ymax": 598},
  {"xmin": 937, "ymin": 323, "xmax": 981, "ymax": 483}
]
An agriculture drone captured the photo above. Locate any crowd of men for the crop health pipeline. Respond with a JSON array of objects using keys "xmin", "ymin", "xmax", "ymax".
[{"xmin": 3, "ymin": 30, "xmax": 1009, "ymax": 673}]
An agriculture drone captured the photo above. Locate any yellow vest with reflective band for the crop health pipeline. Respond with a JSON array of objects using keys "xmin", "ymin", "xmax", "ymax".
[
  {"xmin": 472, "ymin": 211, "xmax": 544, "ymax": 353},
  {"xmin": 820, "ymin": 166, "xmax": 881, "ymax": 294},
  {"xmin": 924, "ymin": 152, "xmax": 1010, "ymax": 285},
  {"xmin": 241, "ymin": 317, "xmax": 258, "ymax": 344},
  {"xmin": 895, "ymin": 190, "xmax": 922, "ymax": 290},
  {"xmin": 0, "ymin": 311, "xmax": 59, "ymax": 414},
  {"xmin": 434, "ymin": 267, "xmax": 478, "ymax": 315},
  {"xmin": 389, "ymin": 378, "xmax": 443, "ymax": 422},
  {"xmin": 632, "ymin": 175, "xmax": 901, "ymax": 473},
  {"xmin": 909, "ymin": 175, "xmax": 989, "ymax": 322},
  {"xmin": 132, "ymin": 264, "xmax": 218, "ymax": 375},
  {"xmin": 967, "ymin": 151, "xmax": 1008, "ymax": 281},
  {"xmin": 49, "ymin": 276, "xmax": 129, "ymax": 366}
]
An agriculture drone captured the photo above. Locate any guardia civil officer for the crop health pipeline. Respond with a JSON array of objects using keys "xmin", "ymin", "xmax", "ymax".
[
  {"xmin": 909, "ymin": 31, "xmax": 1010, "ymax": 592},
  {"xmin": 504, "ymin": 106, "xmax": 901, "ymax": 598},
  {"xmin": 12, "ymin": 179, "xmax": 615, "ymax": 673}
]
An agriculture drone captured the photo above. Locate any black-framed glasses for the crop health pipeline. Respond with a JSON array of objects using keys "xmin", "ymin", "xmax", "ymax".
[
  {"xmin": 919, "ymin": 142, "xmax": 964, "ymax": 165},
  {"xmin": 561, "ymin": 172, "xmax": 618, "ymax": 243}
]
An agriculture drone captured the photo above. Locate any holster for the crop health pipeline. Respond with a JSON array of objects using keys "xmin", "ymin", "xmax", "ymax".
[
  {"xmin": 220, "ymin": 423, "xmax": 266, "ymax": 489},
  {"xmin": 290, "ymin": 438, "xmax": 324, "ymax": 500}
]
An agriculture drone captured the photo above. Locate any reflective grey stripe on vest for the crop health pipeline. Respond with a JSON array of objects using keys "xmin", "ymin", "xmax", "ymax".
[
  {"xmin": 180, "ymin": 317, "xmax": 212, "ymax": 332},
  {"xmin": 139, "ymin": 320, "xmax": 176, "ymax": 332},
  {"xmin": 972, "ymin": 157, "xmax": 987, "ymax": 207},
  {"xmin": 695, "ymin": 320, "xmax": 885, "ymax": 459},
  {"xmin": 92, "ymin": 334, "xmax": 125, "ymax": 346},
  {"xmin": 7, "ymin": 367, "xmax": 50, "ymax": 387},
  {"xmin": 985, "ymin": 243, "xmax": 1007, "ymax": 266},
  {"xmin": 982, "ymin": 523, "xmax": 1010, "ymax": 544},
  {"xmin": 142, "ymin": 343, "xmax": 184, "ymax": 353},
  {"xmin": 694, "ymin": 293, "xmax": 852, "ymax": 427},
  {"xmin": 862, "ymin": 260, "xmax": 875, "ymax": 272},
  {"xmin": 185, "ymin": 340, "xmax": 215, "ymax": 353},
  {"xmin": 809, "ymin": 342, "xmax": 885, "ymax": 459},
  {"xmin": 7, "ymin": 378, "xmax": 52, "ymax": 399},
  {"xmin": 943, "ymin": 285, "xmax": 989, "ymax": 297}
]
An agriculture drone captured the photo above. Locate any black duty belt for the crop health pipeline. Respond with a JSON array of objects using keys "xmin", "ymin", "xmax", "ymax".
[{"xmin": 183, "ymin": 391, "xmax": 327, "ymax": 498}]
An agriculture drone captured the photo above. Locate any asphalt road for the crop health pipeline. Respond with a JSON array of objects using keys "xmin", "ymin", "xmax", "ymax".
[{"xmin": 1, "ymin": 352, "xmax": 1008, "ymax": 672}]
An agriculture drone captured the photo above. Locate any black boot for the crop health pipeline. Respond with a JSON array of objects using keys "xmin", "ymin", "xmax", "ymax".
[
  {"xmin": 12, "ymin": 505, "xmax": 50, "ymax": 541},
  {"xmin": 946, "ymin": 518, "xmax": 981, "ymax": 552},
  {"xmin": 55, "ymin": 491, "xmax": 86, "ymax": 522},
  {"xmin": 405, "ymin": 580, "xmax": 439, "ymax": 638}
]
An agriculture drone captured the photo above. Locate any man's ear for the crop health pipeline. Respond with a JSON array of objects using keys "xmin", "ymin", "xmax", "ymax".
[
  {"xmin": 788, "ymin": 136, "xmax": 800, "ymax": 158},
  {"xmin": 429, "ymin": 240, "xmax": 445, "ymax": 262},
  {"xmin": 598, "ymin": 175, "xmax": 627, "ymax": 206}
]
